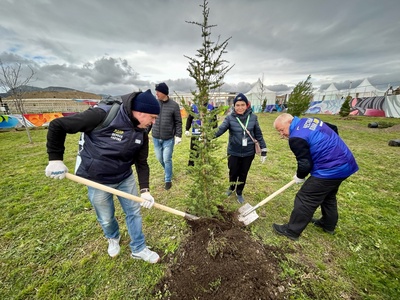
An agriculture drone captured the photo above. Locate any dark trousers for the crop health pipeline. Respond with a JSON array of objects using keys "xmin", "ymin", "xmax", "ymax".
[
  {"xmin": 287, "ymin": 176, "xmax": 345, "ymax": 236},
  {"xmin": 188, "ymin": 136, "xmax": 200, "ymax": 166},
  {"xmin": 227, "ymin": 154, "xmax": 255, "ymax": 195}
]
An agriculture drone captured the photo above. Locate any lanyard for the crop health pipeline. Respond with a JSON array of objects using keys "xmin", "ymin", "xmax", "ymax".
[{"xmin": 236, "ymin": 115, "xmax": 250, "ymax": 135}]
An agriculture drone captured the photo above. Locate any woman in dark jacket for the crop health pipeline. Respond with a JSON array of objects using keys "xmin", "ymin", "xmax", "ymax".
[{"xmin": 215, "ymin": 93, "xmax": 267, "ymax": 203}]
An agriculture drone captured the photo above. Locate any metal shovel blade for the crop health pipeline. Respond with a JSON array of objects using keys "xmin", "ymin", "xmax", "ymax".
[
  {"xmin": 236, "ymin": 180, "xmax": 297, "ymax": 226},
  {"xmin": 238, "ymin": 203, "xmax": 259, "ymax": 225}
]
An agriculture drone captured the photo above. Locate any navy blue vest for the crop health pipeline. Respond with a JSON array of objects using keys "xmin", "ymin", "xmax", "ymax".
[{"xmin": 75, "ymin": 105, "xmax": 145, "ymax": 184}]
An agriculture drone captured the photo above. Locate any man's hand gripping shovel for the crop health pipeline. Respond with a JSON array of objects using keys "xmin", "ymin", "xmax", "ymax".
[
  {"xmin": 238, "ymin": 180, "xmax": 296, "ymax": 225},
  {"xmin": 66, "ymin": 173, "xmax": 199, "ymax": 221}
]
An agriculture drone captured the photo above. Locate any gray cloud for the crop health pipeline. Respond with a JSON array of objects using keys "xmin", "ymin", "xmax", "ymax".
[{"xmin": 1, "ymin": 0, "xmax": 399, "ymax": 95}]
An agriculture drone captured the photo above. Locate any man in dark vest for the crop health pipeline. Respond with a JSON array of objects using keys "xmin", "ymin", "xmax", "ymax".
[{"xmin": 45, "ymin": 90, "xmax": 161, "ymax": 263}]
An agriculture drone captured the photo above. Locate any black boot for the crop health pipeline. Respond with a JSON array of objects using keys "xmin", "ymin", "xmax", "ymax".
[
  {"xmin": 272, "ymin": 224, "xmax": 299, "ymax": 241},
  {"xmin": 311, "ymin": 218, "xmax": 335, "ymax": 235}
]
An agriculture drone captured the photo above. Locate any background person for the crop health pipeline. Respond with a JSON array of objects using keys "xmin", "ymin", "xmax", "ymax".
[
  {"xmin": 185, "ymin": 100, "xmax": 217, "ymax": 167},
  {"xmin": 45, "ymin": 90, "xmax": 161, "ymax": 263},
  {"xmin": 214, "ymin": 93, "xmax": 267, "ymax": 204},
  {"xmin": 272, "ymin": 113, "xmax": 359, "ymax": 240},
  {"xmin": 151, "ymin": 82, "xmax": 182, "ymax": 190}
]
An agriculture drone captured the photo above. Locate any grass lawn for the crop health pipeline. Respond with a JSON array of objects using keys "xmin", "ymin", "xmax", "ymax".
[{"xmin": 1, "ymin": 113, "xmax": 399, "ymax": 299}]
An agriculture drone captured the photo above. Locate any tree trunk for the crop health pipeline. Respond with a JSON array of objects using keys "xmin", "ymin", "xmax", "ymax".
[{"xmin": 20, "ymin": 113, "xmax": 33, "ymax": 143}]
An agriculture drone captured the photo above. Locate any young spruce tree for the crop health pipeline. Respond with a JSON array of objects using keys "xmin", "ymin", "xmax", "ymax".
[
  {"xmin": 339, "ymin": 95, "xmax": 352, "ymax": 117},
  {"xmin": 287, "ymin": 75, "xmax": 313, "ymax": 116},
  {"xmin": 182, "ymin": 0, "xmax": 233, "ymax": 218}
]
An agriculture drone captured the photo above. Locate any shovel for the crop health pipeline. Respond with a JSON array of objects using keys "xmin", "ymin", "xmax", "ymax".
[
  {"xmin": 238, "ymin": 180, "xmax": 296, "ymax": 225},
  {"xmin": 65, "ymin": 173, "xmax": 199, "ymax": 221}
]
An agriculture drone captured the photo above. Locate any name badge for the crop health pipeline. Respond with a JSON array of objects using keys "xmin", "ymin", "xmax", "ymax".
[{"xmin": 242, "ymin": 138, "xmax": 247, "ymax": 146}]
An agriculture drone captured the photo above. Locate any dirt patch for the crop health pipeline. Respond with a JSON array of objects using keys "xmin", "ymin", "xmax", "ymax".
[
  {"xmin": 384, "ymin": 124, "xmax": 400, "ymax": 132},
  {"xmin": 154, "ymin": 209, "xmax": 292, "ymax": 299},
  {"xmin": 339, "ymin": 116, "xmax": 359, "ymax": 121}
]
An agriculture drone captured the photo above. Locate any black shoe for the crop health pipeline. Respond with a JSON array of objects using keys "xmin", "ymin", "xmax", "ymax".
[
  {"xmin": 311, "ymin": 218, "xmax": 335, "ymax": 235},
  {"xmin": 165, "ymin": 182, "xmax": 172, "ymax": 190},
  {"xmin": 272, "ymin": 224, "xmax": 299, "ymax": 241}
]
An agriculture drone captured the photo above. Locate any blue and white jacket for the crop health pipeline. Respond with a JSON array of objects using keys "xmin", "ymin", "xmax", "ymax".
[
  {"xmin": 289, "ymin": 116, "xmax": 358, "ymax": 179},
  {"xmin": 185, "ymin": 103, "xmax": 215, "ymax": 135}
]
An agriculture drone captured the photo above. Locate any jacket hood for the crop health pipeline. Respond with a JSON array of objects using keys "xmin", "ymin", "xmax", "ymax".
[{"xmin": 120, "ymin": 92, "xmax": 141, "ymax": 127}]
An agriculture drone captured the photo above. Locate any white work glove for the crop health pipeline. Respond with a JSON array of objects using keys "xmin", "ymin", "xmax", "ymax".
[
  {"xmin": 175, "ymin": 137, "xmax": 182, "ymax": 145},
  {"xmin": 140, "ymin": 192, "xmax": 155, "ymax": 209},
  {"xmin": 45, "ymin": 160, "xmax": 68, "ymax": 179},
  {"xmin": 185, "ymin": 130, "xmax": 190, "ymax": 137},
  {"xmin": 293, "ymin": 174, "xmax": 305, "ymax": 184},
  {"xmin": 260, "ymin": 149, "xmax": 267, "ymax": 164}
]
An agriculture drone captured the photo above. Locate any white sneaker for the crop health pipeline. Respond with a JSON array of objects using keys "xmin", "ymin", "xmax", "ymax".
[
  {"xmin": 107, "ymin": 236, "xmax": 121, "ymax": 257},
  {"xmin": 131, "ymin": 247, "xmax": 160, "ymax": 263}
]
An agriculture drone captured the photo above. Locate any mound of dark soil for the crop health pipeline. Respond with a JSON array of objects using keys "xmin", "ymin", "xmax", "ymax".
[{"xmin": 154, "ymin": 210, "xmax": 291, "ymax": 299}]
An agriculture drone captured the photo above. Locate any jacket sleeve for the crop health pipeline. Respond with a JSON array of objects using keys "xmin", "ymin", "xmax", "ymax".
[
  {"xmin": 185, "ymin": 113, "xmax": 194, "ymax": 131},
  {"xmin": 215, "ymin": 116, "xmax": 230, "ymax": 138},
  {"xmin": 134, "ymin": 132, "xmax": 150, "ymax": 190},
  {"xmin": 46, "ymin": 108, "xmax": 106, "ymax": 161},
  {"xmin": 212, "ymin": 108, "xmax": 218, "ymax": 129},
  {"xmin": 289, "ymin": 137, "xmax": 313, "ymax": 179},
  {"xmin": 174, "ymin": 103, "xmax": 183, "ymax": 138},
  {"xmin": 253, "ymin": 116, "xmax": 267, "ymax": 149}
]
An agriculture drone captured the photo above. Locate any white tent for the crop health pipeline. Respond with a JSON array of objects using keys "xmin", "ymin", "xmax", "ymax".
[
  {"xmin": 245, "ymin": 79, "xmax": 276, "ymax": 111},
  {"xmin": 319, "ymin": 83, "xmax": 341, "ymax": 100},
  {"xmin": 349, "ymin": 78, "xmax": 386, "ymax": 98}
]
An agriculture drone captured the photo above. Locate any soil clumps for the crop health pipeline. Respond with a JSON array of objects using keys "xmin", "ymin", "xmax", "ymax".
[{"xmin": 154, "ymin": 209, "xmax": 291, "ymax": 299}]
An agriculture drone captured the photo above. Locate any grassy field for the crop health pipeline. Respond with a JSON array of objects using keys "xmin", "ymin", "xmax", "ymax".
[{"xmin": 1, "ymin": 113, "xmax": 399, "ymax": 299}]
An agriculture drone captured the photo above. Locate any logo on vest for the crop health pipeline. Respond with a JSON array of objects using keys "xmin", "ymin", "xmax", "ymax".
[
  {"xmin": 111, "ymin": 129, "xmax": 124, "ymax": 142},
  {"xmin": 303, "ymin": 118, "xmax": 319, "ymax": 131}
]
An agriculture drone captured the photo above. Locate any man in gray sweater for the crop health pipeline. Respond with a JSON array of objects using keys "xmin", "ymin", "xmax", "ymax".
[{"xmin": 151, "ymin": 83, "xmax": 182, "ymax": 190}]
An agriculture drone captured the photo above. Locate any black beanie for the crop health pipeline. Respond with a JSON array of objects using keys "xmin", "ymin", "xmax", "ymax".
[
  {"xmin": 132, "ymin": 89, "xmax": 160, "ymax": 115},
  {"xmin": 233, "ymin": 93, "xmax": 249, "ymax": 105},
  {"xmin": 155, "ymin": 82, "xmax": 169, "ymax": 95}
]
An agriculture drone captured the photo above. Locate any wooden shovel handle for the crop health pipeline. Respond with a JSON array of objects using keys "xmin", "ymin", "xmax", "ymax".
[
  {"xmin": 65, "ymin": 173, "xmax": 199, "ymax": 220},
  {"xmin": 248, "ymin": 180, "xmax": 296, "ymax": 214}
]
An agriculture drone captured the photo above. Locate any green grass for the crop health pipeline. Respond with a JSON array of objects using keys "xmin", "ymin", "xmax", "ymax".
[{"xmin": 1, "ymin": 114, "xmax": 399, "ymax": 299}]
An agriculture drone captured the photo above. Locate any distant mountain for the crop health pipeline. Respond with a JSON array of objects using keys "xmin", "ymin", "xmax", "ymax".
[
  {"xmin": 0, "ymin": 85, "xmax": 100, "ymax": 99},
  {"xmin": 42, "ymin": 86, "xmax": 78, "ymax": 92}
]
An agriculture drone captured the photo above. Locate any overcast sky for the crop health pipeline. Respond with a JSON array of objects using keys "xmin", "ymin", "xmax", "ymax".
[{"xmin": 1, "ymin": 0, "xmax": 399, "ymax": 95}]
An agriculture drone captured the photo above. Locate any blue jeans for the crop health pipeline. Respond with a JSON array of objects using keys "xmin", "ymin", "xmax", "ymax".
[
  {"xmin": 87, "ymin": 174, "xmax": 146, "ymax": 253},
  {"xmin": 153, "ymin": 137, "xmax": 174, "ymax": 182}
]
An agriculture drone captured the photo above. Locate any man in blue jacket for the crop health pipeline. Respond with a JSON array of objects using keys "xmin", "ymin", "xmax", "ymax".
[
  {"xmin": 45, "ymin": 90, "xmax": 161, "ymax": 263},
  {"xmin": 272, "ymin": 113, "xmax": 359, "ymax": 240}
]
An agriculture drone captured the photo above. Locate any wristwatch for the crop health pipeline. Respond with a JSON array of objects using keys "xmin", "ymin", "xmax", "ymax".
[{"xmin": 140, "ymin": 188, "xmax": 150, "ymax": 193}]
